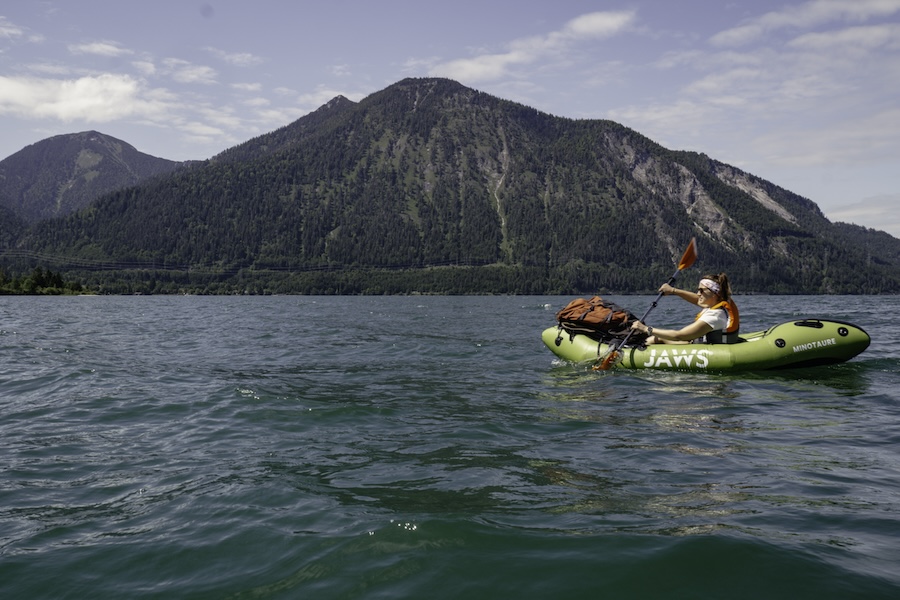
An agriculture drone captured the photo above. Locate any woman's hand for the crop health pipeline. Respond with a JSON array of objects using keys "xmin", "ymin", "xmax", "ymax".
[
  {"xmin": 659, "ymin": 283, "xmax": 674, "ymax": 295},
  {"xmin": 633, "ymin": 320, "xmax": 657, "ymax": 343}
]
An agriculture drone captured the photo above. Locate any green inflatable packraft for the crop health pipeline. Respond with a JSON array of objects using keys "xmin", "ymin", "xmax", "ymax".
[{"xmin": 543, "ymin": 319, "xmax": 870, "ymax": 371}]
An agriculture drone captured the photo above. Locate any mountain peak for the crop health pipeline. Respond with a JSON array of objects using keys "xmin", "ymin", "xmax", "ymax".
[
  {"xmin": 4, "ymin": 79, "xmax": 899, "ymax": 293},
  {"xmin": 0, "ymin": 131, "xmax": 184, "ymax": 223}
]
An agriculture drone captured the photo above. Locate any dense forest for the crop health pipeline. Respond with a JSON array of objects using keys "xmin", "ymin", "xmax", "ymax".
[
  {"xmin": 2, "ymin": 78, "xmax": 899, "ymax": 295},
  {"xmin": 0, "ymin": 131, "xmax": 185, "ymax": 223},
  {"xmin": 0, "ymin": 266, "xmax": 84, "ymax": 295}
]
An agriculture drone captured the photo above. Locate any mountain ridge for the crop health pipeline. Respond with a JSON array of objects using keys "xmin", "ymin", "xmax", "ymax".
[
  {"xmin": 4, "ymin": 78, "xmax": 900, "ymax": 294},
  {"xmin": 0, "ymin": 130, "xmax": 188, "ymax": 224}
]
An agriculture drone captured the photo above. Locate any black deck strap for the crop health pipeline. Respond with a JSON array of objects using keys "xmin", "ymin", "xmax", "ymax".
[{"xmin": 706, "ymin": 330, "xmax": 743, "ymax": 344}]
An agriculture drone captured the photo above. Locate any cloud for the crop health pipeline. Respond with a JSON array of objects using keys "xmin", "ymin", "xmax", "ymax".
[
  {"xmin": 330, "ymin": 63, "xmax": 351, "ymax": 77},
  {"xmin": 297, "ymin": 85, "xmax": 365, "ymax": 110},
  {"xmin": 132, "ymin": 60, "xmax": 156, "ymax": 76},
  {"xmin": 711, "ymin": 0, "xmax": 900, "ymax": 46},
  {"xmin": 0, "ymin": 29, "xmax": 287, "ymax": 158},
  {"xmin": 431, "ymin": 53, "xmax": 521, "ymax": 83},
  {"xmin": 0, "ymin": 15, "xmax": 43, "ymax": 44},
  {"xmin": 429, "ymin": 10, "xmax": 635, "ymax": 83},
  {"xmin": 0, "ymin": 73, "xmax": 168, "ymax": 122},
  {"xmin": 196, "ymin": 105, "xmax": 243, "ymax": 130},
  {"xmin": 68, "ymin": 41, "xmax": 133, "ymax": 57},
  {"xmin": 565, "ymin": 11, "xmax": 636, "ymax": 38},
  {"xmin": 182, "ymin": 120, "xmax": 225, "ymax": 138},
  {"xmin": 26, "ymin": 62, "xmax": 78, "ymax": 76},
  {"xmin": 204, "ymin": 46, "xmax": 264, "ymax": 67},
  {"xmin": 402, "ymin": 57, "xmax": 439, "ymax": 73},
  {"xmin": 0, "ymin": 15, "xmax": 24, "ymax": 39},
  {"xmin": 681, "ymin": 66, "xmax": 764, "ymax": 101},
  {"xmin": 788, "ymin": 22, "xmax": 900, "ymax": 50},
  {"xmin": 161, "ymin": 58, "xmax": 217, "ymax": 84},
  {"xmin": 176, "ymin": 118, "xmax": 239, "ymax": 150},
  {"xmin": 607, "ymin": 99, "xmax": 719, "ymax": 148},
  {"xmin": 231, "ymin": 82, "xmax": 262, "ymax": 92},
  {"xmin": 752, "ymin": 107, "xmax": 900, "ymax": 167},
  {"xmin": 827, "ymin": 193, "xmax": 900, "ymax": 237},
  {"xmin": 251, "ymin": 106, "xmax": 309, "ymax": 127},
  {"xmin": 632, "ymin": 4, "xmax": 900, "ymax": 159}
]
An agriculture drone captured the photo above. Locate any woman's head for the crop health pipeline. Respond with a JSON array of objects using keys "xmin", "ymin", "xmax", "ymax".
[{"xmin": 697, "ymin": 273, "xmax": 731, "ymax": 302}]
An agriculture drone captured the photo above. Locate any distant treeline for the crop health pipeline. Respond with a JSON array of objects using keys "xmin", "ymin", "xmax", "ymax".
[
  {"xmin": 12, "ymin": 259, "xmax": 893, "ymax": 295},
  {"xmin": 0, "ymin": 267, "xmax": 85, "ymax": 295}
]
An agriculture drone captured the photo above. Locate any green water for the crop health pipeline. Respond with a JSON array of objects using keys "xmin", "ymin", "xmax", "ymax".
[{"xmin": 1, "ymin": 295, "xmax": 898, "ymax": 599}]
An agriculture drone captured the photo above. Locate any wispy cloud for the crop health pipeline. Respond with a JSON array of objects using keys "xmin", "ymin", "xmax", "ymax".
[
  {"xmin": 132, "ymin": 60, "xmax": 156, "ymax": 77},
  {"xmin": 752, "ymin": 107, "xmax": 900, "ymax": 167},
  {"xmin": 613, "ymin": 1, "xmax": 900, "ymax": 173},
  {"xmin": 161, "ymin": 58, "xmax": 217, "ymax": 85},
  {"xmin": 788, "ymin": 22, "xmax": 900, "ymax": 50},
  {"xmin": 204, "ymin": 46, "xmax": 264, "ymax": 67},
  {"xmin": 179, "ymin": 120, "xmax": 227, "ymax": 145},
  {"xmin": 607, "ymin": 99, "xmax": 718, "ymax": 149},
  {"xmin": 197, "ymin": 105, "xmax": 243, "ymax": 131},
  {"xmin": 429, "ymin": 10, "xmax": 636, "ymax": 83},
  {"xmin": 68, "ymin": 41, "xmax": 133, "ymax": 57},
  {"xmin": 0, "ymin": 15, "xmax": 24, "ymax": 39},
  {"xmin": 26, "ymin": 62, "xmax": 79, "ymax": 76},
  {"xmin": 0, "ymin": 15, "xmax": 42, "ymax": 44},
  {"xmin": 828, "ymin": 193, "xmax": 900, "ymax": 235},
  {"xmin": 296, "ymin": 85, "xmax": 364, "ymax": 110},
  {"xmin": 711, "ymin": 0, "xmax": 900, "ymax": 46},
  {"xmin": 231, "ymin": 82, "xmax": 262, "ymax": 92},
  {"xmin": 330, "ymin": 63, "xmax": 351, "ymax": 77}
]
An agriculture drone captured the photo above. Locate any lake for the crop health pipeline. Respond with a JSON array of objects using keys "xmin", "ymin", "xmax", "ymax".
[{"xmin": 1, "ymin": 294, "xmax": 898, "ymax": 599}]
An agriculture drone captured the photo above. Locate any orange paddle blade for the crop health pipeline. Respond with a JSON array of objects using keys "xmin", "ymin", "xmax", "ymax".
[
  {"xmin": 678, "ymin": 237, "xmax": 698, "ymax": 271},
  {"xmin": 594, "ymin": 350, "xmax": 620, "ymax": 371}
]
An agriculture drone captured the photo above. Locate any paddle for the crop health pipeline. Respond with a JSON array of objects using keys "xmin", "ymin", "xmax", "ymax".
[{"xmin": 594, "ymin": 238, "xmax": 698, "ymax": 370}]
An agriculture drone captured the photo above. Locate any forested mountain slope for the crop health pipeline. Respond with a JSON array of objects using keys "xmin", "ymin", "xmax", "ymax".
[
  {"xmin": 8, "ymin": 78, "xmax": 900, "ymax": 294},
  {"xmin": 0, "ymin": 131, "xmax": 186, "ymax": 223}
]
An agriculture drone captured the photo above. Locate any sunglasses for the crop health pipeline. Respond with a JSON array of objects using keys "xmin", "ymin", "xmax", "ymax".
[{"xmin": 697, "ymin": 287, "xmax": 715, "ymax": 295}]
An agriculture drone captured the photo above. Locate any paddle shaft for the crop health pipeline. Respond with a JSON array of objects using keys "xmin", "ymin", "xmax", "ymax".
[
  {"xmin": 596, "ymin": 238, "xmax": 698, "ymax": 370},
  {"xmin": 607, "ymin": 268, "xmax": 680, "ymax": 352}
]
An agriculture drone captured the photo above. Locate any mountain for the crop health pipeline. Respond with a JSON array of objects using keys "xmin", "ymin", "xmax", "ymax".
[
  {"xmin": 7, "ymin": 78, "xmax": 900, "ymax": 294},
  {"xmin": 0, "ymin": 131, "xmax": 187, "ymax": 223}
]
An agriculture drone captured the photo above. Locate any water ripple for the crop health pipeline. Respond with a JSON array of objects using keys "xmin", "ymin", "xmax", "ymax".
[{"xmin": 1, "ymin": 295, "xmax": 899, "ymax": 598}]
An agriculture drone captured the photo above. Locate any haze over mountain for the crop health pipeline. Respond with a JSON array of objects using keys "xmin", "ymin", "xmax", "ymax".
[{"xmin": 3, "ymin": 78, "xmax": 900, "ymax": 294}]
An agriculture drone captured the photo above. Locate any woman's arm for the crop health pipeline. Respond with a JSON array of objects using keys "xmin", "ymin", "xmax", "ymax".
[
  {"xmin": 659, "ymin": 283, "xmax": 700, "ymax": 305},
  {"xmin": 632, "ymin": 319, "xmax": 712, "ymax": 344},
  {"xmin": 660, "ymin": 283, "xmax": 700, "ymax": 306}
]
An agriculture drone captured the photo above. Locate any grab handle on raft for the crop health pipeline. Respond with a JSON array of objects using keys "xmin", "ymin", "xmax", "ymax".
[{"xmin": 595, "ymin": 238, "xmax": 698, "ymax": 370}]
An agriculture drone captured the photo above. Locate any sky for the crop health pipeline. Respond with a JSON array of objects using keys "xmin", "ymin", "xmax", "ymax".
[{"xmin": 1, "ymin": 0, "xmax": 899, "ymax": 237}]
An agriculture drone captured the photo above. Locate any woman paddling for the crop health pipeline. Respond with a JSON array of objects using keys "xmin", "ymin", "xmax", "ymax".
[{"xmin": 631, "ymin": 273, "xmax": 740, "ymax": 344}]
